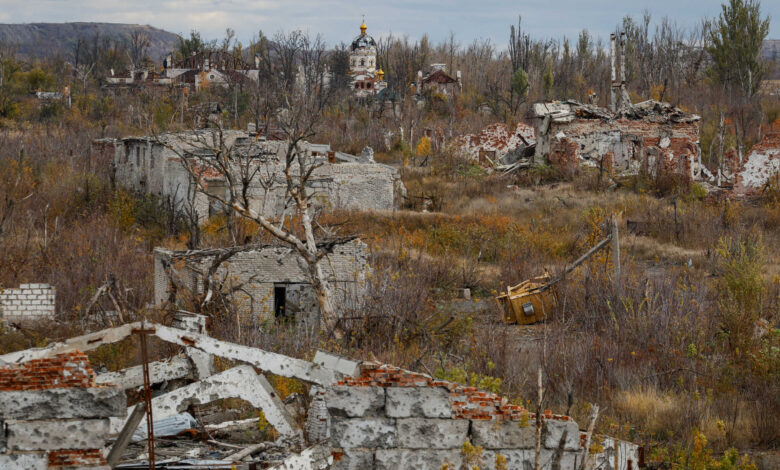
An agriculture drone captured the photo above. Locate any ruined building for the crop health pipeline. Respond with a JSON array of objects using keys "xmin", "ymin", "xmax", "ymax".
[
  {"xmin": 153, "ymin": 239, "xmax": 369, "ymax": 322},
  {"xmin": 105, "ymin": 50, "xmax": 260, "ymax": 92},
  {"xmin": 107, "ymin": 129, "xmax": 404, "ymax": 222},
  {"xmin": 0, "ymin": 316, "xmax": 641, "ymax": 470},
  {"xmin": 531, "ymin": 100, "xmax": 704, "ymax": 180},
  {"xmin": 529, "ymin": 31, "xmax": 708, "ymax": 182},
  {"xmin": 456, "ymin": 122, "xmax": 536, "ymax": 166},
  {"xmin": 415, "ymin": 64, "xmax": 462, "ymax": 98},
  {"xmin": 733, "ymin": 121, "xmax": 780, "ymax": 195},
  {"xmin": 349, "ymin": 19, "xmax": 388, "ymax": 97}
]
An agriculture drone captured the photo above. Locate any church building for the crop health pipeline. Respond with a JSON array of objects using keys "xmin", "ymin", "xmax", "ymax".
[{"xmin": 349, "ymin": 19, "xmax": 387, "ymax": 97}]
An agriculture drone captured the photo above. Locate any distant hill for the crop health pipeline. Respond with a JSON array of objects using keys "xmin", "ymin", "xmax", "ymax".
[
  {"xmin": 0, "ymin": 22, "xmax": 179, "ymax": 62},
  {"xmin": 763, "ymin": 39, "xmax": 780, "ymax": 79}
]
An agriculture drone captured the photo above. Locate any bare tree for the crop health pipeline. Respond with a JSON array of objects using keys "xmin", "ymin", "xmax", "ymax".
[
  {"xmin": 160, "ymin": 31, "xmax": 346, "ymax": 335},
  {"xmin": 129, "ymin": 29, "xmax": 150, "ymax": 68}
]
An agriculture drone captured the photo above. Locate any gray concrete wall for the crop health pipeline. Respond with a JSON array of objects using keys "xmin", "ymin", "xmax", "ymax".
[
  {"xmin": 154, "ymin": 239, "xmax": 369, "ymax": 321},
  {"xmin": 0, "ymin": 284, "xmax": 56, "ymax": 323},
  {"xmin": 112, "ymin": 132, "xmax": 404, "ymax": 221},
  {"xmin": 324, "ymin": 384, "xmax": 639, "ymax": 470}
]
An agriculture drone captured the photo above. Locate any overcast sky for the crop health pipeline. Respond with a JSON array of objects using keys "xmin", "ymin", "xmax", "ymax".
[{"xmin": 2, "ymin": 0, "xmax": 778, "ymax": 48}]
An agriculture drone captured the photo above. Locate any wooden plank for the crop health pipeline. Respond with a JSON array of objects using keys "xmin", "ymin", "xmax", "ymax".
[{"xmin": 107, "ymin": 401, "xmax": 147, "ymax": 468}]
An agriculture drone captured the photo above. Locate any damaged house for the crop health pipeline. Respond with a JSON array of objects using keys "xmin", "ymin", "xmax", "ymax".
[
  {"xmin": 531, "ymin": 99, "xmax": 706, "ymax": 181},
  {"xmin": 455, "ymin": 122, "xmax": 536, "ymax": 167},
  {"xmin": 733, "ymin": 121, "xmax": 780, "ymax": 195},
  {"xmin": 154, "ymin": 239, "xmax": 370, "ymax": 322},
  {"xmin": 108, "ymin": 129, "xmax": 405, "ymax": 223},
  {"xmin": 105, "ymin": 50, "xmax": 260, "ymax": 92},
  {"xmin": 528, "ymin": 32, "xmax": 711, "ymax": 183}
]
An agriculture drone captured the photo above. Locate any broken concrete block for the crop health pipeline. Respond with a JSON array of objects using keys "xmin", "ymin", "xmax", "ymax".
[
  {"xmin": 481, "ymin": 449, "xmax": 579, "ymax": 470},
  {"xmin": 6, "ymin": 418, "xmax": 110, "ymax": 450},
  {"xmin": 325, "ymin": 386, "xmax": 385, "ymax": 418},
  {"xmin": 543, "ymin": 419, "xmax": 580, "ymax": 451},
  {"xmin": 385, "ymin": 387, "xmax": 451, "ymax": 418},
  {"xmin": 375, "ymin": 449, "xmax": 462, "ymax": 470},
  {"xmin": 314, "ymin": 351, "xmax": 361, "ymax": 377},
  {"xmin": 114, "ymin": 366, "xmax": 298, "ymax": 438},
  {"xmin": 471, "ymin": 420, "xmax": 536, "ymax": 449},
  {"xmin": 330, "ymin": 448, "xmax": 374, "ymax": 470},
  {"xmin": 0, "ymin": 453, "xmax": 48, "ymax": 470},
  {"xmin": 96, "ymin": 355, "xmax": 191, "ymax": 390},
  {"xmin": 395, "ymin": 418, "xmax": 468, "ymax": 449},
  {"xmin": 267, "ymin": 444, "xmax": 333, "ymax": 469},
  {"xmin": 0, "ymin": 388, "xmax": 126, "ymax": 420},
  {"xmin": 330, "ymin": 417, "xmax": 396, "ymax": 448},
  {"xmin": 480, "ymin": 449, "xmax": 533, "ymax": 470}
]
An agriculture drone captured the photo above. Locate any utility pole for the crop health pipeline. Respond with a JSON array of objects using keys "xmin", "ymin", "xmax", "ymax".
[
  {"xmin": 612, "ymin": 214, "xmax": 621, "ymax": 290},
  {"xmin": 610, "ymin": 34, "xmax": 616, "ymax": 112}
]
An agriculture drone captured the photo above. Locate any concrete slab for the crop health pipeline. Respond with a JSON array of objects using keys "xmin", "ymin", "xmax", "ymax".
[
  {"xmin": 325, "ymin": 386, "xmax": 385, "ymax": 418},
  {"xmin": 0, "ymin": 387, "xmax": 125, "ymax": 420},
  {"xmin": 330, "ymin": 418, "xmax": 396, "ymax": 449},
  {"xmin": 471, "ymin": 420, "xmax": 536, "ymax": 449},
  {"xmin": 385, "ymin": 387, "xmax": 451, "ymax": 418},
  {"xmin": 6, "ymin": 418, "xmax": 110, "ymax": 451},
  {"xmin": 395, "ymin": 418, "xmax": 468, "ymax": 449}
]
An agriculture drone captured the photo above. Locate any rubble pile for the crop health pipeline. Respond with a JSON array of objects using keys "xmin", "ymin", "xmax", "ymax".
[
  {"xmin": 531, "ymin": 99, "xmax": 705, "ymax": 181},
  {"xmin": 0, "ymin": 314, "xmax": 640, "ymax": 470}
]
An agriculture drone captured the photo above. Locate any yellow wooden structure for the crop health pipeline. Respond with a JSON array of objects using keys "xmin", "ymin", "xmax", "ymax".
[{"xmin": 495, "ymin": 274, "xmax": 558, "ymax": 325}]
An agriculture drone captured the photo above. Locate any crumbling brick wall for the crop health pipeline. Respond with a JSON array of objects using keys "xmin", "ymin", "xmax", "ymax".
[
  {"xmin": 456, "ymin": 122, "xmax": 536, "ymax": 165},
  {"xmin": 0, "ymin": 351, "xmax": 126, "ymax": 469},
  {"xmin": 324, "ymin": 362, "xmax": 639, "ymax": 470},
  {"xmin": 734, "ymin": 124, "xmax": 780, "ymax": 194},
  {"xmin": 541, "ymin": 118, "xmax": 700, "ymax": 181},
  {"xmin": 0, "ymin": 283, "xmax": 56, "ymax": 324}
]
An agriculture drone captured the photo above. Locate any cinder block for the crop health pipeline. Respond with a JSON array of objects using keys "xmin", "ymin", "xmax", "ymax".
[
  {"xmin": 6, "ymin": 418, "xmax": 110, "ymax": 450},
  {"xmin": 330, "ymin": 417, "xmax": 396, "ymax": 448},
  {"xmin": 0, "ymin": 387, "xmax": 126, "ymax": 420},
  {"xmin": 395, "ymin": 418, "xmax": 468, "ymax": 449},
  {"xmin": 330, "ymin": 448, "xmax": 374, "ymax": 470},
  {"xmin": 326, "ymin": 386, "xmax": 385, "ymax": 418},
  {"xmin": 544, "ymin": 420, "xmax": 580, "ymax": 451},
  {"xmin": 375, "ymin": 449, "xmax": 462, "ymax": 470},
  {"xmin": 0, "ymin": 453, "xmax": 48, "ymax": 470},
  {"xmin": 385, "ymin": 387, "xmax": 451, "ymax": 418},
  {"xmin": 314, "ymin": 351, "xmax": 361, "ymax": 377},
  {"xmin": 471, "ymin": 420, "xmax": 536, "ymax": 449},
  {"xmin": 481, "ymin": 449, "xmax": 580, "ymax": 470}
]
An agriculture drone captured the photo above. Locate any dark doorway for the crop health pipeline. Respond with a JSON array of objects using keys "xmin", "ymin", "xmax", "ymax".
[{"xmin": 274, "ymin": 285, "xmax": 286, "ymax": 318}]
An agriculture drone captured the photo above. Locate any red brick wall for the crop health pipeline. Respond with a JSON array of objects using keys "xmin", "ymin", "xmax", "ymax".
[
  {"xmin": 0, "ymin": 351, "xmax": 97, "ymax": 391},
  {"xmin": 545, "ymin": 118, "xmax": 699, "ymax": 180},
  {"xmin": 48, "ymin": 449, "xmax": 107, "ymax": 468}
]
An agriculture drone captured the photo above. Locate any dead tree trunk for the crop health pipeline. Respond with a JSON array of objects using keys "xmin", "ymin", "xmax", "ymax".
[
  {"xmin": 578, "ymin": 404, "xmax": 600, "ymax": 470},
  {"xmin": 534, "ymin": 366, "xmax": 544, "ymax": 470}
]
